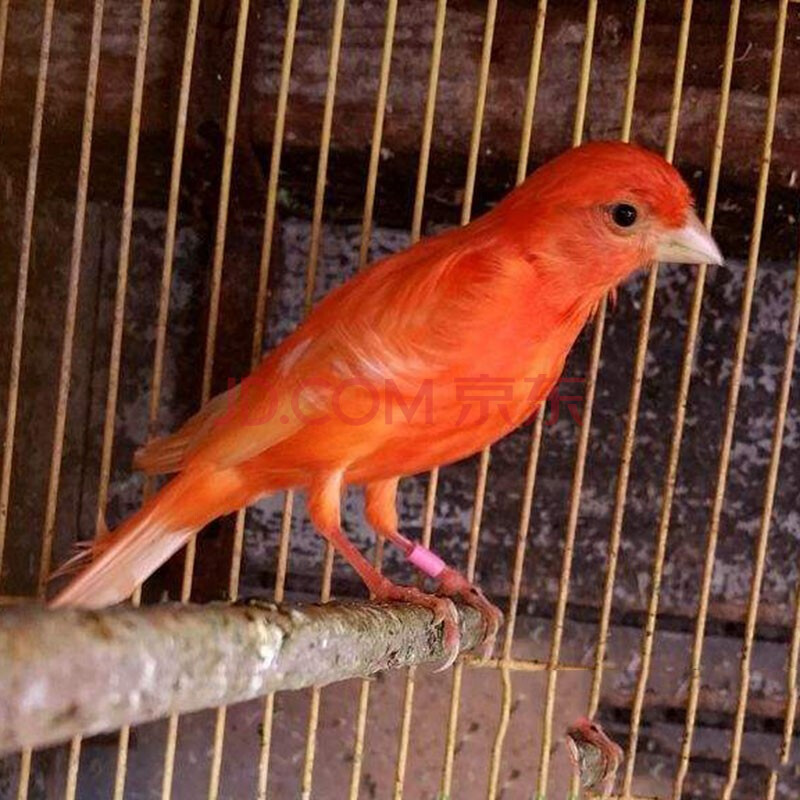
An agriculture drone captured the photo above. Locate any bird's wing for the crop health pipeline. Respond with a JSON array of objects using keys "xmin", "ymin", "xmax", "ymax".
[{"xmin": 158, "ymin": 226, "xmax": 505, "ymax": 472}]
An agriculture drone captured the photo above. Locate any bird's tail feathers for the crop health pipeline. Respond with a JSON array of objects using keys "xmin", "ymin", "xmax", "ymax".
[
  {"xmin": 49, "ymin": 466, "xmax": 238, "ymax": 608},
  {"xmin": 134, "ymin": 386, "xmax": 240, "ymax": 475}
]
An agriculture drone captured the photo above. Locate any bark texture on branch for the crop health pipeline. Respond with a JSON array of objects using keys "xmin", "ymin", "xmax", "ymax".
[{"xmin": 0, "ymin": 600, "xmax": 483, "ymax": 755}]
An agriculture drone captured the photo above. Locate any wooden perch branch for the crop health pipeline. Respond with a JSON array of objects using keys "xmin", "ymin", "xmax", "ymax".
[{"xmin": 0, "ymin": 599, "xmax": 484, "ymax": 755}]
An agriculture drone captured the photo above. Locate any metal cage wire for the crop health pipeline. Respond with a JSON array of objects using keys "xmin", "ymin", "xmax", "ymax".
[{"xmin": 0, "ymin": 1, "xmax": 798, "ymax": 799}]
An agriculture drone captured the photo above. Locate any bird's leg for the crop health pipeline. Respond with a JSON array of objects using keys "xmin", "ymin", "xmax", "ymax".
[
  {"xmin": 308, "ymin": 473, "xmax": 461, "ymax": 668},
  {"xmin": 365, "ymin": 478, "xmax": 503, "ymax": 660}
]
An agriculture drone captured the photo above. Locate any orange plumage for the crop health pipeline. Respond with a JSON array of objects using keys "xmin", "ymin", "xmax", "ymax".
[{"xmin": 51, "ymin": 142, "xmax": 721, "ymax": 661}]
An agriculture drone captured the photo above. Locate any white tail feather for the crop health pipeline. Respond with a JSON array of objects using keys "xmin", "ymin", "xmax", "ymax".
[
  {"xmin": 50, "ymin": 515, "xmax": 196, "ymax": 608},
  {"xmin": 49, "ymin": 465, "xmax": 239, "ymax": 608}
]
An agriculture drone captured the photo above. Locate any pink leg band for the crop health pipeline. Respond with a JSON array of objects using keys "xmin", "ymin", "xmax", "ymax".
[{"xmin": 407, "ymin": 543, "xmax": 446, "ymax": 579}]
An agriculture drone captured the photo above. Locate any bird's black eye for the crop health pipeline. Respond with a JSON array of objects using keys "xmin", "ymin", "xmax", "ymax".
[{"xmin": 611, "ymin": 203, "xmax": 638, "ymax": 228}]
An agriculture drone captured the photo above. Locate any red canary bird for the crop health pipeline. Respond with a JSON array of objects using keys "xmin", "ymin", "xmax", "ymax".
[{"xmin": 51, "ymin": 142, "xmax": 722, "ymax": 666}]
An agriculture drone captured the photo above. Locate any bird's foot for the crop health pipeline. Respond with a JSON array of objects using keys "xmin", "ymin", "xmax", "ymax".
[
  {"xmin": 373, "ymin": 578, "xmax": 461, "ymax": 670},
  {"xmin": 436, "ymin": 567, "xmax": 504, "ymax": 661}
]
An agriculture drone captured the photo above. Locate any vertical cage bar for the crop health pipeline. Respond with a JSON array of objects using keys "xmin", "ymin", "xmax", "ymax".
[
  {"xmin": 0, "ymin": 0, "xmax": 56, "ymax": 592},
  {"xmin": 666, "ymin": 2, "xmax": 742, "ymax": 795},
  {"xmin": 585, "ymin": 0, "xmax": 665, "ymax": 725},
  {"xmin": 624, "ymin": 0, "xmax": 764, "ymax": 787},
  {"xmin": 587, "ymin": 1, "xmax": 696, "ymax": 794},
  {"xmin": 199, "ymin": 0, "xmax": 252, "ymax": 408},
  {"xmin": 533, "ymin": 0, "xmax": 599, "ymax": 793},
  {"xmin": 570, "ymin": 0, "xmax": 597, "ymax": 147},
  {"xmin": 619, "ymin": 0, "xmax": 647, "ymax": 144},
  {"xmin": 719, "ymin": 6, "xmax": 790, "ymax": 795},
  {"xmin": 584, "ymin": 4, "xmax": 660, "ymax": 737},
  {"xmin": 440, "ymin": 445, "xmax": 491, "ymax": 796},
  {"xmin": 145, "ymin": 0, "xmax": 201, "ymax": 466},
  {"xmin": 186, "ymin": 0, "xmax": 250, "ymax": 598},
  {"xmin": 456, "ymin": 0, "xmax": 496, "ymax": 229},
  {"xmin": 0, "ymin": 0, "xmax": 10, "ymax": 99},
  {"xmin": 104, "ymin": 0, "xmax": 202, "ymax": 796},
  {"xmin": 302, "ymin": 0, "xmax": 347, "ymax": 314},
  {"xmin": 92, "ymin": 0, "xmax": 153, "ymax": 523},
  {"xmin": 0, "ymin": 1, "xmax": 64, "ymax": 797},
  {"xmin": 347, "ymin": 541, "xmax": 384, "ymax": 800},
  {"xmin": 486, "ymin": 415, "xmax": 545, "ymax": 799},
  {"xmin": 666, "ymin": 1, "xmax": 787, "ymax": 796},
  {"xmin": 297, "ymin": 2, "xmax": 348, "ymax": 795},
  {"xmin": 301, "ymin": 543, "xmax": 335, "ymax": 799},
  {"xmin": 409, "ymin": 0, "xmax": 447, "ymax": 247},
  {"xmin": 249, "ymin": 0, "xmax": 299, "ymax": 367},
  {"xmin": 36, "ymin": 0, "xmax": 105, "ymax": 594},
  {"xmin": 514, "ymin": 0, "xmax": 547, "ymax": 187},
  {"xmin": 393, "ymin": 470, "xmax": 439, "ymax": 799},
  {"xmin": 202, "ymin": 3, "xmax": 254, "ymax": 798},
  {"xmin": 486, "ymin": 4, "xmax": 548, "ymax": 795},
  {"xmin": 252, "ymin": 2, "xmax": 301, "ymax": 795},
  {"xmin": 583, "ymin": 0, "xmax": 692, "ymax": 768},
  {"xmin": 357, "ymin": 0, "xmax": 398, "ymax": 269},
  {"xmin": 13, "ymin": 1, "xmax": 103, "ymax": 797},
  {"xmin": 256, "ymin": 494, "xmax": 294, "ymax": 799},
  {"xmin": 438, "ymin": 2, "xmax": 498, "ymax": 793},
  {"xmin": 535, "ymin": 292, "xmax": 606, "ymax": 798},
  {"xmin": 766, "ymin": 571, "xmax": 800, "ymax": 800},
  {"xmin": 135, "ymin": 0, "xmax": 253, "ymax": 797},
  {"xmin": 391, "ymin": 5, "xmax": 448, "ymax": 793},
  {"xmin": 60, "ymin": 1, "xmax": 153, "ymax": 798},
  {"xmin": 347, "ymin": 2, "xmax": 398, "ymax": 796}
]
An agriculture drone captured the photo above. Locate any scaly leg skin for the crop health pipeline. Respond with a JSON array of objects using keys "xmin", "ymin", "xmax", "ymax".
[
  {"xmin": 364, "ymin": 478, "xmax": 504, "ymax": 662},
  {"xmin": 308, "ymin": 472, "xmax": 462, "ymax": 668}
]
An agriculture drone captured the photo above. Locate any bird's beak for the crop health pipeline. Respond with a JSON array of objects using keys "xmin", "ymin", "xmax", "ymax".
[{"xmin": 654, "ymin": 209, "xmax": 723, "ymax": 266}]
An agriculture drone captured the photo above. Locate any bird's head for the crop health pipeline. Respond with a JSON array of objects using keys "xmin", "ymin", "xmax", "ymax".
[{"xmin": 501, "ymin": 141, "xmax": 722, "ymax": 294}]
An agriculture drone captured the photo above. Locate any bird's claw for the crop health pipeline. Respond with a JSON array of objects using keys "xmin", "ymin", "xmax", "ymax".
[
  {"xmin": 372, "ymin": 567, "xmax": 503, "ymax": 669},
  {"xmin": 437, "ymin": 567, "xmax": 504, "ymax": 661},
  {"xmin": 432, "ymin": 598, "xmax": 461, "ymax": 672},
  {"xmin": 373, "ymin": 579, "xmax": 461, "ymax": 670}
]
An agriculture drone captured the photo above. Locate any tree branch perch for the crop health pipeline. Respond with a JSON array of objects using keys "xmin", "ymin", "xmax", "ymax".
[{"xmin": 0, "ymin": 600, "xmax": 484, "ymax": 755}]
